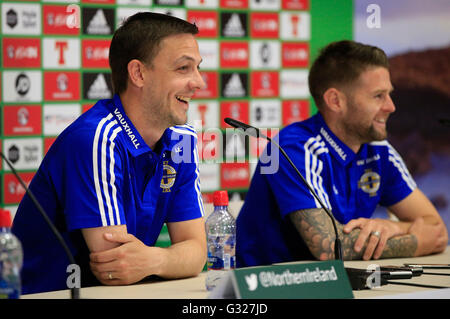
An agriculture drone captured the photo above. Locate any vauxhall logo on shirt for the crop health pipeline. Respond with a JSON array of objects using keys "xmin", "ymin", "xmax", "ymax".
[
  {"xmin": 320, "ymin": 127, "xmax": 347, "ymax": 161},
  {"xmin": 113, "ymin": 108, "xmax": 141, "ymax": 149}
]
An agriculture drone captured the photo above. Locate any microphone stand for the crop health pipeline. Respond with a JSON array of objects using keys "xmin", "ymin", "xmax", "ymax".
[{"xmin": 224, "ymin": 118, "xmax": 343, "ymax": 260}]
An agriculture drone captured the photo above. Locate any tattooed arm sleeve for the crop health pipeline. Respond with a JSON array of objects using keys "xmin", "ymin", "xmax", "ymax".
[{"xmin": 289, "ymin": 208, "xmax": 418, "ymax": 261}]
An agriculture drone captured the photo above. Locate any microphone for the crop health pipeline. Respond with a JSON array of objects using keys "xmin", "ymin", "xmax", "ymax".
[
  {"xmin": 224, "ymin": 117, "xmax": 343, "ymax": 260},
  {"xmin": 0, "ymin": 151, "xmax": 80, "ymax": 299},
  {"xmin": 345, "ymin": 267, "xmax": 416, "ymax": 290}
]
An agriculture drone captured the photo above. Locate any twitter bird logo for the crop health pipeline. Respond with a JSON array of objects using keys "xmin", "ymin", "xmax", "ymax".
[{"xmin": 245, "ymin": 274, "xmax": 258, "ymax": 291}]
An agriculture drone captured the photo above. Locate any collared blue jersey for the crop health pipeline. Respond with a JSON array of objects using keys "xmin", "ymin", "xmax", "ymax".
[
  {"xmin": 236, "ymin": 112, "xmax": 416, "ymax": 268},
  {"xmin": 12, "ymin": 94, "xmax": 204, "ymax": 294}
]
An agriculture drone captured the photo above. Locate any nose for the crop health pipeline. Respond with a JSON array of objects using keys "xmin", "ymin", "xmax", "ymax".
[
  {"xmin": 384, "ymin": 94, "xmax": 396, "ymax": 113},
  {"xmin": 190, "ymin": 69, "xmax": 206, "ymax": 91}
]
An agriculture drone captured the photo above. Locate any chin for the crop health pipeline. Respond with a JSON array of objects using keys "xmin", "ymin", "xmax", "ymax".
[
  {"xmin": 172, "ymin": 116, "xmax": 188, "ymax": 127},
  {"xmin": 369, "ymin": 129, "xmax": 387, "ymax": 142}
]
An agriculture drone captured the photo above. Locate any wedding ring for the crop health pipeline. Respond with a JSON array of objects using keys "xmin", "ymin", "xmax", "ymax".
[
  {"xmin": 108, "ymin": 272, "xmax": 113, "ymax": 280},
  {"xmin": 371, "ymin": 231, "xmax": 381, "ymax": 238}
]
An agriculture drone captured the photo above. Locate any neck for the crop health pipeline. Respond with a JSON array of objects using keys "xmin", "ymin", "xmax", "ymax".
[
  {"xmin": 119, "ymin": 91, "xmax": 165, "ymax": 150},
  {"xmin": 320, "ymin": 111, "xmax": 361, "ymax": 154}
]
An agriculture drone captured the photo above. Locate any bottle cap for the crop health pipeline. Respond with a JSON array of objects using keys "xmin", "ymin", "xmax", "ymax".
[
  {"xmin": 0, "ymin": 209, "xmax": 12, "ymax": 228},
  {"xmin": 213, "ymin": 190, "xmax": 229, "ymax": 206}
]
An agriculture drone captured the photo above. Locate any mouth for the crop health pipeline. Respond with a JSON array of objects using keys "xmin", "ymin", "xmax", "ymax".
[
  {"xmin": 175, "ymin": 95, "xmax": 191, "ymax": 105},
  {"xmin": 374, "ymin": 117, "xmax": 387, "ymax": 125}
]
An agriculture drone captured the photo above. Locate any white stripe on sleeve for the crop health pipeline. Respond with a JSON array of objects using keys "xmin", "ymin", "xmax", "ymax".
[
  {"xmin": 109, "ymin": 126, "xmax": 123, "ymax": 225},
  {"xmin": 304, "ymin": 136, "xmax": 331, "ymax": 210},
  {"xmin": 101, "ymin": 120, "xmax": 118, "ymax": 226},
  {"xmin": 387, "ymin": 144, "xmax": 417, "ymax": 191},
  {"xmin": 93, "ymin": 113, "xmax": 113, "ymax": 226}
]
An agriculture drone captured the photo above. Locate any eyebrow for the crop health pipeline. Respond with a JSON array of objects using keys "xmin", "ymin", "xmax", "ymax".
[
  {"xmin": 373, "ymin": 86, "xmax": 394, "ymax": 94},
  {"xmin": 174, "ymin": 55, "xmax": 203, "ymax": 65}
]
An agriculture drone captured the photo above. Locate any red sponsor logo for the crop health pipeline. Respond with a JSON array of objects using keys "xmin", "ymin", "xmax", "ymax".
[
  {"xmin": 250, "ymin": 12, "xmax": 279, "ymax": 38},
  {"xmin": 282, "ymin": 0, "xmax": 309, "ymax": 10},
  {"xmin": 221, "ymin": 163, "xmax": 249, "ymax": 189},
  {"xmin": 43, "ymin": 5, "xmax": 80, "ymax": 35},
  {"xmin": 197, "ymin": 131, "xmax": 222, "ymax": 161},
  {"xmin": 193, "ymin": 71, "xmax": 218, "ymax": 99},
  {"xmin": 3, "ymin": 172, "xmax": 35, "ymax": 204},
  {"xmin": 3, "ymin": 38, "xmax": 41, "ymax": 68},
  {"xmin": 187, "ymin": 11, "xmax": 218, "ymax": 38},
  {"xmin": 220, "ymin": 42, "xmax": 249, "ymax": 68},
  {"xmin": 44, "ymin": 71, "xmax": 80, "ymax": 101},
  {"xmin": 54, "ymin": 41, "xmax": 69, "ymax": 65},
  {"xmin": 282, "ymin": 100, "xmax": 310, "ymax": 125},
  {"xmin": 220, "ymin": 0, "xmax": 248, "ymax": 9},
  {"xmin": 250, "ymin": 71, "xmax": 279, "ymax": 98},
  {"xmin": 3, "ymin": 105, "xmax": 42, "ymax": 136},
  {"xmin": 195, "ymin": 102, "xmax": 214, "ymax": 127},
  {"xmin": 82, "ymin": 39, "xmax": 110, "ymax": 68},
  {"xmin": 220, "ymin": 101, "xmax": 249, "ymax": 129},
  {"xmin": 282, "ymin": 42, "xmax": 309, "ymax": 68}
]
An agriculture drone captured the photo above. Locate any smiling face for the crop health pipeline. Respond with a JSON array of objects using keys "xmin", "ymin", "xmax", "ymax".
[
  {"xmin": 340, "ymin": 66, "xmax": 396, "ymax": 147},
  {"xmin": 141, "ymin": 33, "xmax": 205, "ymax": 128}
]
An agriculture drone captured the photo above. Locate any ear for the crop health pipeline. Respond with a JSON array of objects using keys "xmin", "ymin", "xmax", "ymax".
[
  {"xmin": 127, "ymin": 59, "xmax": 146, "ymax": 89},
  {"xmin": 322, "ymin": 87, "xmax": 347, "ymax": 113}
]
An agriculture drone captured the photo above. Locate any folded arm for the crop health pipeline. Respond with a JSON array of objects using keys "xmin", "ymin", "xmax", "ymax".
[
  {"xmin": 290, "ymin": 188, "xmax": 448, "ymax": 261},
  {"xmin": 289, "ymin": 208, "xmax": 417, "ymax": 261},
  {"xmin": 82, "ymin": 217, "xmax": 206, "ymax": 285}
]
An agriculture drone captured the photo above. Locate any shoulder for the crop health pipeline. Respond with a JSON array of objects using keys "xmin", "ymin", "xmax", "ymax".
[
  {"xmin": 51, "ymin": 102, "xmax": 123, "ymax": 155},
  {"xmin": 368, "ymin": 140, "xmax": 400, "ymax": 158},
  {"xmin": 278, "ymin": 116, "xmax": 321, "ymax": 149},
  {"xmin": 168, "ymin": 124, "xmax": 198, "ymax": 139}
]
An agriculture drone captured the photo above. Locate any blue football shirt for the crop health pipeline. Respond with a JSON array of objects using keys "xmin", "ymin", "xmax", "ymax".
[
  {"xmin": 236, "ymin": 112, "xmax": 416, "ymax": 267},
  {"xmin": 12, "ymin": 94, "xmax": 204, "ymax": 294}
]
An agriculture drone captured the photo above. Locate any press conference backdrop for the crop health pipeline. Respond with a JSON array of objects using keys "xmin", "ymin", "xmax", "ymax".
[{"xmin": 0, "ymin": 0, "xmax": 352, "ymax": 247}]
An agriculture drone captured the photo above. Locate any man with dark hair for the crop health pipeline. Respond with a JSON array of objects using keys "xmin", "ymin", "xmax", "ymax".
[
  {"xmin": 13, "ymin": 12, "xmax": 207, "ymax": 294},
  {"xmin": 236, "ymin": 40, "xmax": 448, "ymax": 267}
]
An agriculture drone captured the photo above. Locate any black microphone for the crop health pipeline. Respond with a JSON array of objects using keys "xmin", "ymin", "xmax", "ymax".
[
  {"xmin": 0, "ymin": 151, "xmax": 80, "ymax": 299},
  {"xmin": 345, "ymin": 267, "xmax": 415, "ymax": 290},
  {"xmin": 224, "ymin": 117, "xmax": 343, "ymax": 260}
]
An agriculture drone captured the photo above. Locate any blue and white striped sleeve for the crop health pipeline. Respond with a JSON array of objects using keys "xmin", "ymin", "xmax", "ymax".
[
  {"xmin": 165, "ymin": 125, "xmax": 205, "ymax": 222},
  {"xmin": 265, "ymin": 134, "xmax": 331, "ymax": 218},
  {"xmin": 64, "ymin": 113, "xmax": 126, "ymax": 230},
  {"xmin": 380, "ymin": 141, "xmax": 417, "ymax": 206}
]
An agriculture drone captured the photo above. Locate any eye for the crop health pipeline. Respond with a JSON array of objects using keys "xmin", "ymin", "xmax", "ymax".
[
  {"xmin": 374, "ymin": 93, "xmax": 383, "ymax": 99},
  {"xmin": 178, "ymin": 65, "xmax": 189, "ymax": 71}
]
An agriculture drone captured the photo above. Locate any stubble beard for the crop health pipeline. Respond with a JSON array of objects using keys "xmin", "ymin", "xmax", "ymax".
[{"xmin": 346, "ymin": 121, "xmax": 387, "ymax": 145}]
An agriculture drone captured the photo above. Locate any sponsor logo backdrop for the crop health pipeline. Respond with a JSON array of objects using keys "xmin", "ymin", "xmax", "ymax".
[{"xmin": 0, "ymin": 0, "xmax": 352, "ymax": 214}]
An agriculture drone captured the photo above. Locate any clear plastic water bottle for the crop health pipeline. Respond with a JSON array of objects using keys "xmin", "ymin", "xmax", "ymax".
[
  {"xmin": 205, "ymin": 190, "xmax": 236, "ymax": 291},
  {"xmin": 0, "ymin": 209, "xmax": 23, "ymax": 299}
]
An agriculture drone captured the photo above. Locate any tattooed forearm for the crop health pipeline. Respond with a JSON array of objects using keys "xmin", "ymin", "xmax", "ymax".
[
  {"xmin": 378, "ymin": 234, "xmax": 417, "ymax": 259},
  {"xmin": 289, "ymin": 209, "xmax": 418, "ymax": 260}
]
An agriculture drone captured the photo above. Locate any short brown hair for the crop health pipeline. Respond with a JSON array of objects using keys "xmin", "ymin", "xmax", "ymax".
[
  {"xmin": 308, "ymin": 40, "xmax": 389, "ymax": 108},
  {"xmin": 109, "ymin": 12, "xmax": 199, "ymax": 95}
]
